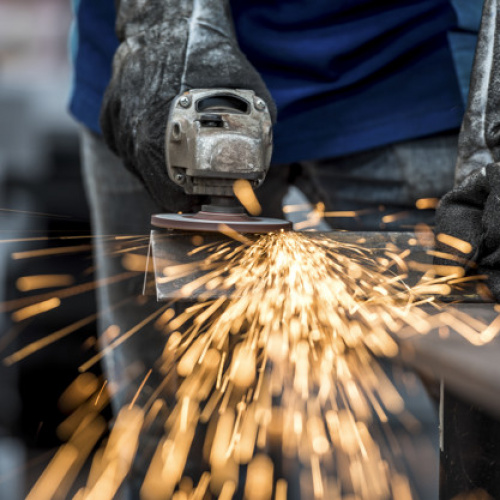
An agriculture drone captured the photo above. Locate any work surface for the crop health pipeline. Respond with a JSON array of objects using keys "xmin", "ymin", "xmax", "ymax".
[{"xmin": 149, "ymin": 229, "xmax": 500, "ymax": 417}]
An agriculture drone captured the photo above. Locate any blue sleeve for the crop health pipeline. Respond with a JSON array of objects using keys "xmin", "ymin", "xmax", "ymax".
[{"xmin": 448, "ymin": 0, "xmax": 483, "ymax": 104}]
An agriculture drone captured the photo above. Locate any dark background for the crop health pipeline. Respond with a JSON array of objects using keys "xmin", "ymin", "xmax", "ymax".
[{"xmin": 0, "ymin": 1, "xmax": 105, "ymax": 496}]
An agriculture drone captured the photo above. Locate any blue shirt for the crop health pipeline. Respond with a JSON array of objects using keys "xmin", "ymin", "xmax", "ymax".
[{"xmin": 69, "ymin": 0, "xmax": 482, "ymax": 164}]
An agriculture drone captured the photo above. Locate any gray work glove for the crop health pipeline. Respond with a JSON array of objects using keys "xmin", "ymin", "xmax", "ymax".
[
  {"xmin": 100, "ymin": 0, "xmax": 276, "ymax": 213},
  {"xmin": 435, "ymin": 0, "xmax": 500, "ymax": 301}
]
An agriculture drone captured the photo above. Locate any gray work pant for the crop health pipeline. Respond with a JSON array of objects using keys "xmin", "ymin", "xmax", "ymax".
[{"xmin": 80, "ymin": 127, "xmax": 457, "ymax": 494}]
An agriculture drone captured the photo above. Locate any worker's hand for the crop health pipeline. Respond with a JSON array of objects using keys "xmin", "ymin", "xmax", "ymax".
[
  {"xmin": 435, "ymin": 164, "xmax": 500, "ymax": 300},
  {"xmin": 435, "ymin": 0, "xmax": 500, "ymax": 301},
  {"xmin": 100, "ymin": 0, "xmax": 275, "ymax": 213}
]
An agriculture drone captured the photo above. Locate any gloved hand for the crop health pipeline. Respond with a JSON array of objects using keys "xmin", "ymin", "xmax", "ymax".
[
  {"xmin": 101, "ymin": 0, "xmax": 276, "ymax": 213},
  {"xmin": 436, "ymin": 164, "xmax": 500, "ymax": 299},
  {"xmin": 435, "ymin": 0, "xmax": 500, "ymax": 301}
]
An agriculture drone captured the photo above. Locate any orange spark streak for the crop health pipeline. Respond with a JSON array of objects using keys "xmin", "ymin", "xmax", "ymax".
[
  {"xmin": 436, "ymin": 233, "xmax": 473, "ymax": 255},
  {"xmin": 283, "ymin": 204, "xmax": 314, "ymax": 214},
  {"xmin": 16, "ymin": 274, "xmax": 75, "ymax": 291},
  {"xmin": 12, "ymin": 244, "xmax": 93, "ymax": 260},
  {"xmin": 11, "ymin": 298, "xmax": 61, "ymax": 322},
  {"xmin": 94, "ymin": 380, "xmax": 108, "ymax": 406},
  {"xmin": 0, "ymin": 272, "xmax": 138, "ymax": 313},
  {"xmin": 129, "ymin": 369, "xmax": 153, "ymax": 409},
  {"xmin": 4, "ymin": 313, "xmax": 98, "ymax": 365},
  {"xmin": 382, "ymin": 211, "xmax": 410, "ymax": 224},
  {"xmin": 415, "ymin": 198, "xmax": 439, "ymax": 210},
  {"xmin": 233, "ymin": 179, "xmax": 262, "ymax": 216},
  {"xmin": 0, "ymin": 207, "xmax": 72, "ymax": 218},
  {"xmin": 79, "ymin": 304, "xmax": 170, "ymax": 372}
]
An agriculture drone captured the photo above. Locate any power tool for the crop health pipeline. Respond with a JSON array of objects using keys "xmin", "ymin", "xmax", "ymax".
[{"xmin": 151, "ymin": 89, "xmax": 292, "ymax": 233}]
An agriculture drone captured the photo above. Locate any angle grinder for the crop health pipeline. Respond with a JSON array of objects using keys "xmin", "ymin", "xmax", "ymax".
[{"xmin": 151, "ymin": 89, "xmax": 292, "ymax": 234}]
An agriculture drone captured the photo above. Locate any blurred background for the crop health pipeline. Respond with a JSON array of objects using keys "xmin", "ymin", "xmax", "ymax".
[{"xmin": 0, "ymin": 1, "xmax": 101, "ymax": 497}]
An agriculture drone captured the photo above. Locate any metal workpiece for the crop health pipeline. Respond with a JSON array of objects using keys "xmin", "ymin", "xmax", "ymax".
[
  {"xmin": 148, "ymin": 230, "xmax": 431, "ymax": 301},
  {"xmin": 147, "ymin": 229, "xmax": 239, "ymax": 301},
  {"xmin": 166, "ymin": 89, "xmax": 273, "ymax": 197}
]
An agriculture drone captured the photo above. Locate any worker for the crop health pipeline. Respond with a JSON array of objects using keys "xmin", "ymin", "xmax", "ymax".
[
  {"xmin": 68, "ymin": 0, "xmax": 496, "ymax": 496},
  {"xmin": 71, "ymin": 1, "xmax": 484, "ymax": 231}
]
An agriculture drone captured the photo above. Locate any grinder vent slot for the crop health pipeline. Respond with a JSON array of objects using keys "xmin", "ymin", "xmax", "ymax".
[{"xmin": 196, "ymin": 95, "xmax": 249, "ymax": 114}]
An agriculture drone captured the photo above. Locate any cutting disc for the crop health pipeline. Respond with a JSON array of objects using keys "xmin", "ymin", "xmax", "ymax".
[{"xmin": 151, "ymin": 211, "xmax": 292, "ymax": 233}]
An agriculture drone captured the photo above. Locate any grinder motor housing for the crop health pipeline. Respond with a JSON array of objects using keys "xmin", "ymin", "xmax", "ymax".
[
  {"xmin": 166, "ymin": 89, "xmax": 273, "ymax": 199},
  {"xmin": 154, "ymin": 89, "xmax": 291, "ymax": 233}
]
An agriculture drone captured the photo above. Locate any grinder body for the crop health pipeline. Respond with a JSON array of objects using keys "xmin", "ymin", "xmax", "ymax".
[
  {"xmin": 166, "ymin": 89, "xmax": 273, "ymax": 198},
  {"xmin": 152, "ymin": 89, "xmax": 291, "ymax": 233}
]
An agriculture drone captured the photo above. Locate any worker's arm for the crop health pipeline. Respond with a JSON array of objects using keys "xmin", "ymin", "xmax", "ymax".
[
  {"xmin": 435, "ymin": 0, "xmax": 500, "ymax": 300},
  {"xmin": 100, "ymin": 0, "xmax": 275, "ymax": 212}
]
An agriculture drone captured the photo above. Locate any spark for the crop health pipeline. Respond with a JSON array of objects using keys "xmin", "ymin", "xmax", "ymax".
[
  {"xmin": 217, "ymin": 224, "xmax": 253, "ymax": 245},
  {"xmin": 0, "ymin": 272, "xmax": 138, "ymax": 313},
  {"xmin": 11, "ymin": 297, "xmax": 61, "ymax": 323},
  {"xmin": 233, "ymin": 179, "xmax": 262, "ymax": 216},
  {"xmin": 436, "ymin": 233, "xmax": 474, "ymax": 255},
  {"xmin": 293, "ymin": 202, "xmax": 325, "ymax": 230},
  {"xmin": 275, "ymin": 479, "xmax": 288, "ymax": 500},
  {"xmin": 0, "ymin": 234, "xmax": 143, "ymax": 244},
  {"xmin": 79, "ymin": 303, "xmax": 171, "ymax": 372},
  {"xmin": 19, "ymin": 229, "xmax": 499, "ymax": 500},
  {"xmin": 121, "ymin": 253, "xmax": 152, "ymax": 272},
  {"xmin": 283, "ymin": 203, "xmax": 313, "ymax": 214},
  {"xmin": 94, "ymin": 381, "xmax": 108, "ymax": 407},
  {"xmin": 408, "ymin": 261, "xmax": 466, "ymax": 278},
  {"xmin": 59, "ymin": 373, "xmax": 100, "ymax": 413},
  {"xmin": 12, "ymin": 244, "xmax": 93, "ymax": 260},
  {"xmin": 324, "ymin": 210, "xmax": 369, "ymax": 218},
  {"xmin": 16, "ymin": 274, "xmax": 75, "ymax": 291},
  {"xmin": 415, "ymin": 198, "xmax": 440, "ymax": 210},
  {"xmin": 129, "ymin": 369, "xmax": 153, "ymax": 409},
  {"xmin": 191, "ymin": 234, "xmax": 205, "ymax": 246},
  {"xmin": 76, "ymin": 407, "xmax": 144, "ymax": 500},
  {"xmin": 4, "ymin": 297, "xmax": 134, "ymax": 366},
  {"xmin": 0, "ymin": 207, "xmax": 72, "ymax": 218},
  {"xmin": 245, "ymin": 454, "xmax": 274, "ymax": 500},
  {"xmin": 382, "ymin": 211, "xmax": 410, "ymax": 224}
]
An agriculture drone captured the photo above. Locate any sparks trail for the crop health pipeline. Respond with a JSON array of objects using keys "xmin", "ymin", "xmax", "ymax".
[
  {"xmin": 0, "ymin": 234, "xmax": 146, "ymax": 244},
  {"xmin": 2, "ymin": 234, "xmax": 153, "ymax": 320},
  {"xmin": 140, "ymin": 231, "xmax": 497, "ymax": 499},
  {"xmin": 0, "ymin": 272, "xmax": 139, "ymax": 314},
  {"xmin": 0, "ymin": 207, "xmax": 74, "ymax": 219},
  {"xmin": 22, "ymin": 231, "xmax": 500, "ymax": 499},
  {"xmin": 0, "ymin": 236, "xmax": 159, "ymax": 377}
]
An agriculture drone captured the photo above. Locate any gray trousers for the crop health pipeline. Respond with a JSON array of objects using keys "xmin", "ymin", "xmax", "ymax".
[{"xmin": 80, "ymin": 128, "xmax": 457, "ymax": 494}]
